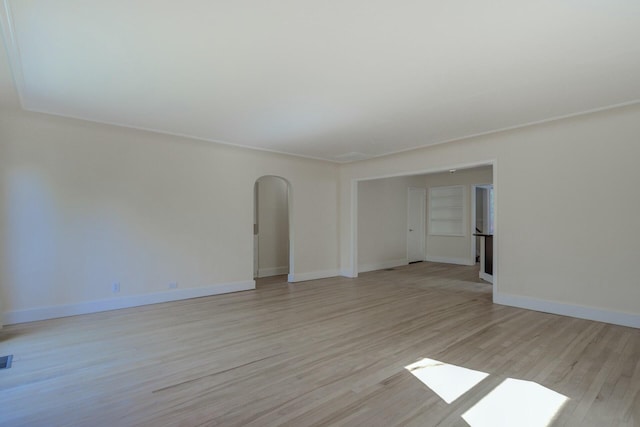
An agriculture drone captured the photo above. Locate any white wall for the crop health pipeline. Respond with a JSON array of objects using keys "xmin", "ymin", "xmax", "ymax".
[
  {"xmin": 0, "ymin": 108, "xmax": 339, "ymax": 324},
  {"xmin": 357, "ymin": 176, "xmax": 425, "ymax": 272},
  {"xmin": 257, "ymin": 176, "xmax": 289, "ymax": 277},
  {"xmin": 341, "ymin": 104, "xmax": 640, "ymax": 327},
  {"xmin": 425, "ymin": 167, "xmax": 493, "ymax": 265}
]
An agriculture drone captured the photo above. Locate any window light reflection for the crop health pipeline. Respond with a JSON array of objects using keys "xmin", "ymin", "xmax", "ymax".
[
  {"xmin": 405, "ymin": 358, "xmax": 489, "ymax": 404},
  {"xmin": 461, "ymin": 378, "xmax": 569, "ymax": 427}
]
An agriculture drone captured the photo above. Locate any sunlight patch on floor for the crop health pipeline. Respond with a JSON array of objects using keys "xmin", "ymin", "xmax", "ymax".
[
  {"xmin": 405, "ymin": 358, "xmax": 489, "ymax": 404},
  {"xmin": 461, "ymin": 378, "xmax": 569, "ymax": 427}
]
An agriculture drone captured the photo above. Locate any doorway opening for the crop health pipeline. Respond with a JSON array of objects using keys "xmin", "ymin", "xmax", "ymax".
[
  {"xmin": 472, "ymin": 184, "xmax": 494, "ymax": 283},
  {"xmin": 472, "ymin": 184, "xmax": 494, "ymax": 262},
  {"xmin": 354, "ymin": 164, "xmax": 495, "ymax": 293},
  {"xmin": 254, "ymin": 176, "xmax": 291, "ymax": 280}
]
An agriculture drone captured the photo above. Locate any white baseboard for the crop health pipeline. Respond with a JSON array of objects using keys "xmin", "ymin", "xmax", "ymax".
[
  {"xmin": 340, "ymin": 269, "xmax": 357, "ymax": 278},
  {"xmin": 494, "ymin": 292, "xmax": 640, "ymax": 329},
  {"xmin": 426, "ymin": 255, "xmax": 475, "ymax": 266},
  {"xmin": 287, "ymin": 270, "xmax": 339, "ymax": 283},
  {"xmin": 358, "ymin": 258, "xmax": 408, "ymax": 273},
  {"xmin": 257, "ymin": 266, "xmax": 289, "ymax": 278},
  {"xmin": 3, "ymin": 280, "xmax": 255, "ymax": 325},
  {"xmin": 480, "ymin": 272, "xmax": 494, "ymax": 283}
]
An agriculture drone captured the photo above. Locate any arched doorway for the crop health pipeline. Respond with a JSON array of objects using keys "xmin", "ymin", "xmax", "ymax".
[{"xmin": 254, "ymin": 176, "xmax": 291, "ymax": 280}]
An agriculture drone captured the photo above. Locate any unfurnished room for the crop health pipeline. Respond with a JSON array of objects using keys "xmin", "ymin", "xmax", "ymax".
[{"xmin": 0, "ymin": 1, "xmax": 639, "ymax": 426}]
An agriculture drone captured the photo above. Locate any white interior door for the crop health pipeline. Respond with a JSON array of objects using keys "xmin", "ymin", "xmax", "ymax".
[{"xmin": 407, "ymin": 187, "xmax": 426, "ymax": 263}]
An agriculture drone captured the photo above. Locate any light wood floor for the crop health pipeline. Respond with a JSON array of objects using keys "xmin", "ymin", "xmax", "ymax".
[{"xmin": 1, "ymin": 262, "xmax": 639, "ymax": 427}]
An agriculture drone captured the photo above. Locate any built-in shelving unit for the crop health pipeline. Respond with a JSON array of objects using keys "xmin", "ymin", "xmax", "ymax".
[{"xmin": 428, "ymin": 185, "xmax": 466, "ymax": 236}]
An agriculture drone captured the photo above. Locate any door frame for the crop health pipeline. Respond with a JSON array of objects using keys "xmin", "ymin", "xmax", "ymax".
[
  {"xmin": 407, "ymin": 187, "xmax": 426, "ymax": 263},
  {"xmin": 253, "ymin": 175, "xmax": 294, "ymax": 281},
  {"xmin": 349, "ymin": 159, "xmax": 497, "ymax": 301},
  {"xmin": 471, "ymin": 183, "xmax": 493, "ymax": 263}
]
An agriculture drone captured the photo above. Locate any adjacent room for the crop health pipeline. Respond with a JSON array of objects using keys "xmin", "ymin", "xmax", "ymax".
[
  {"xmin": 1, "ymin": 1, "xmax": 639, "ymax": 426},
  {"xmin": 357, "ymin": 166, "xmax": 493, "ymax": 275}
]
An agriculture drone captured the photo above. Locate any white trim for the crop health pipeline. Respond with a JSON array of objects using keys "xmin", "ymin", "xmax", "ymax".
[
  {"xmin": 471, "ymin": 185, "xmax": 477, "ymax": 263},
  {"xmin": 494, "ymin": 292, "xmax": 640, "ymax": 329},
  {"xmin": 362, "ymin": 100, "xmax": 640, "ymax": 162},
  {"xmin": 349, "ymin": 159, "xmax": 498, "ymax": 283},
  {"xmin": 287, "ymin": 178, "xmax": 295, "ymax": 281},
  {"xmin": 359, "ymin": 258, "xmax": 408, "ymax": 274},
  {"xmin": 8, "ymin": 97, "xmax": 639, "ymax": 166},
  {"xmin": 471, "ymin": 183, "xmax": 493, "ymax": 263},
  {"xmin": 253, "ymin": 175, "xmax": 294, "ymax": 283},
  {"xmin": 480, "ymin": 272, "xmax": 494, "ymax": 284},
  {"xmin": 425, "ymin": 255, "xmax": 475, "ymax": 266},
  {"xmin": 16, "ymin": 107, "xmax": 338, "ymax": 164},
  {"xmin": 257, "ymin": 266, "xmax": 289, "ymax": 277},
  {"xmin": 340, "ymin": 269, "xmax": 357, "ymax": 278},
  {"xmin": 355, "ymin": 161, "xmax": 496, "ymax": 183},
  {"xmin": 492, "ymin": 163, "xmax": 499, "ymax": 300},
  {"xmin": 287, "ymin": 270, "xmax": 339, "ymax": 283},
  {"xmin": 2, "ymin": 280, "xmax": 255, "ymax": 325}
]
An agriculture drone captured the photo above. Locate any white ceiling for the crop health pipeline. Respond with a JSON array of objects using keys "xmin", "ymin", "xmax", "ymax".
[{"xmin": 1, "ymin": 1, "xmax": 639, "ymax": 162}]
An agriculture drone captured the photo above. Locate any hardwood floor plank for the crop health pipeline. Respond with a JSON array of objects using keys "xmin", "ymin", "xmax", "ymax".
[{"xmin": 1, "ymin": 262, "xmax": 638, "ymax": 426}]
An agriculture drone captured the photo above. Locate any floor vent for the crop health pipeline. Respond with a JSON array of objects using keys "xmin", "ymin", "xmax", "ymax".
[
  {"xmin": 0, "ymin": 355, "xmax": 13, "ymax": 370},
  {"xmin": 384, "ymin": 268, "xmax": 396, "ymax": 271}
]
